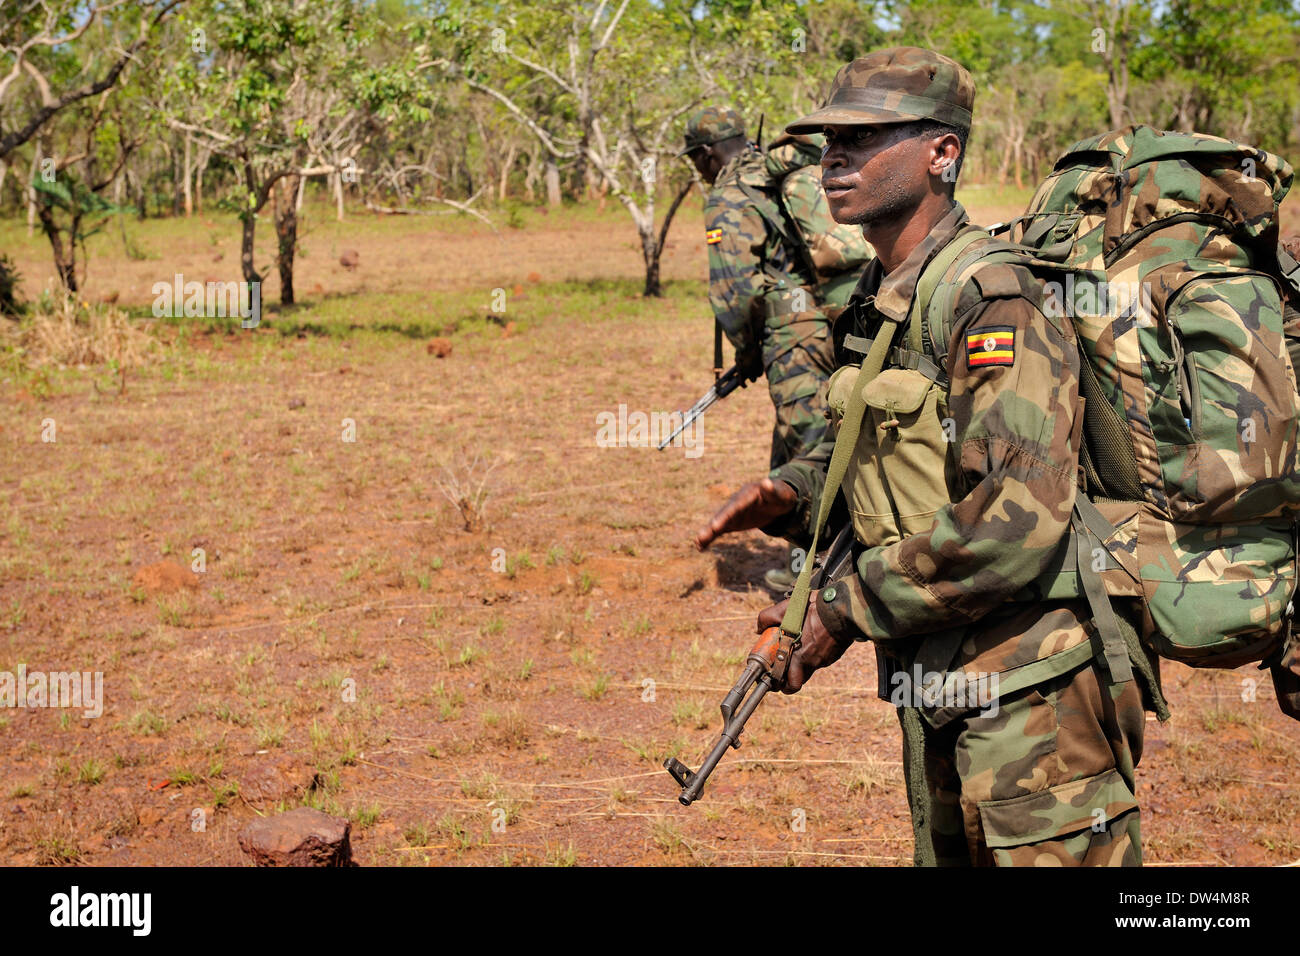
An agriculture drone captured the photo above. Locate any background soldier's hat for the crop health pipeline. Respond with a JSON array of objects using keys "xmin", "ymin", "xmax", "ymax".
[
  {"xmin": 786, "ymin": 47, "xmax": 975, "ymax": 134},
  {"xmin": 679, "ymin": 106, "xmax": 747, "ymax": 156}
]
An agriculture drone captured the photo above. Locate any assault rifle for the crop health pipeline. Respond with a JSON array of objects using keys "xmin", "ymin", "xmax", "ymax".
[
  {"xmin": 656, "ymin": 362, "xmax": 756, "ymax": 451},
  {"xmin": 664, "ymin": 624, "xmax": 791, "ymax": 805},
  {"xmin": 665, "ymin": 526, "xmax": 855, "ymax": 805}
]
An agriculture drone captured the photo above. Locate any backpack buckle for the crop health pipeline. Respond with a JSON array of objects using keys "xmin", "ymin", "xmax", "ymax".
[{"xmin": 1278, "ymin": 245, "xmax": 1300, "ymax": 298}]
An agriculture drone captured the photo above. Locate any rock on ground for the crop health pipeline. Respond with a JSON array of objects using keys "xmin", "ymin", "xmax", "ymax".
[{"xmin": 237, "ymin": 807, "xmax": 354, "ymax": 867}]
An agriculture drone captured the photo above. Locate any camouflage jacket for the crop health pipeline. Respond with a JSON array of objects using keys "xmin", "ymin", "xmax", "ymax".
[
  {"xmin": 704, "ymin": 147, "xmax": 821, "ymax": 367},
  {"xmin": 769, "ymin": 203, "xmax": 1100, "ymax": 717}
]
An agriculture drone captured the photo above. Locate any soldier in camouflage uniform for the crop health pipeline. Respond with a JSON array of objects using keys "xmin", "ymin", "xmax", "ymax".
[
  {"xmin": 682, "ymin": 107, "xmax": 843, "ymax": 591},
  {"xmin": 694, "ymin": 48, "xmax": 1157, "ymax": 866}
]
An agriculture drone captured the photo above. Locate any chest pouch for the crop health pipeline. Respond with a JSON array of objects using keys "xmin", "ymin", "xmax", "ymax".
[{"xmin": 827, "ymin": 364, "xmax": 953, "ymax": 549}]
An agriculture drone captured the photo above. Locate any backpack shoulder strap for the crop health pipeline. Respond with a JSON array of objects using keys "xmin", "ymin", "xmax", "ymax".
[
  {"xmin": 900, "ymin": 227, "xmax": 991, "ymax": 359},
  {"xmin": 735, "ymin": 176, "xmax": 821, "ymax": 293},
  {"xmin": 919, "ymin": 239, "xmax": 1030, "ymax": 368}
]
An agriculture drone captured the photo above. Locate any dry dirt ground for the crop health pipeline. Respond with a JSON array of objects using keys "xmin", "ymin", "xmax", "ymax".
[{"xmin": 1, "ymin": 188, "xmax": 1298, "ymax": 866}]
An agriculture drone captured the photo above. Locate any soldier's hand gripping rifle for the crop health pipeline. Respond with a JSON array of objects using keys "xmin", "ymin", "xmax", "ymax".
[
  {"xmin": 656, "ymin": 362, "xmax": 755, "ymax": 451},
  {"xmin": 665, "ymin": 526, "xmax": 855, "ymax": 805}
]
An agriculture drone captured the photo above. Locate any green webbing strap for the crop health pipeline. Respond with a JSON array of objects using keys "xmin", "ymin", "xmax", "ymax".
[
  {"xmin": 898, "ymin": 704, "xmax": 937, "ymax": 866},
  {"xmin": 906, "ymin": 227, "xmax": 990, "ymax": 358},
  {"xmin": 843, "ymin": 335, "xmax": 944, "ymax": 383},
  {"xmin": 924, "ymin": 242, "xmax": 1026, "ymax": 369},
  {"xmin": 1071, "ymin": 496, "xmax": 1172, "ymax": 716},
  {"xmin": 779, "ymin": 316, "xmax": 901, "ymax": 639},
  {"xmin": 1072, "ymin": 504, "xmax": 1134, "ymax": 685},
  {"xmin": 736, "ymin": 179, "xmax": 821, "ymax": 292}
]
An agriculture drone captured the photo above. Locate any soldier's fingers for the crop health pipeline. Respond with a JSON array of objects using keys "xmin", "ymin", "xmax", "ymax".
[
  {"xmin": 781, "ymin": 660, "xmax": 805, "ymax": 695},
  {"xmin": 756, "ymin": 600, "xmax": 787, "ymax": 632},
  {"xmin": 693, "ymin": 525, "xmax": 715, "ymax": 551}
]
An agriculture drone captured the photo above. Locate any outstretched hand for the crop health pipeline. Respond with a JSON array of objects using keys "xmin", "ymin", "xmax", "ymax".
[{"xmin": 694, "ymin": 477, "xmax": 798, "ymax": 551}]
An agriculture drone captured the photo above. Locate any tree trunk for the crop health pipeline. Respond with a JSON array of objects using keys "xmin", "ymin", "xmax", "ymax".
[
  {"xmin": 240, "ymin": 212, "xmax": 261, "ymax": 286},
  {"xmin": 275, "ymin": 173, "xmax": 300, "ymax": 305},
  {"xmin": 498, "ymin": 142, "xmax": 517, "ymax": 201},
  {"xmin": 183, "ymin": 131, "xmax": 193, "ymax": 217},
  {"xmin": 195, "ymin": 146, "xmax": 210, "ymax": 213},
  {"xmin": 27, "ymin": 145, "xmax": 41, "ymax": 236},
  {"xmin": 544, "ymin": 159, "xmax": 561, "ymax": 206},
  {"xmin": 524, "ymin": 145, "xmax": 539, "ymax": 203},
  {"xmin": 333, "ymin": 168, "xmax": 345, "ymax": 221},
  {"xmin": 997, "ymin": 135, "xmax": 1012, "ymax": 186},
  {"xmin": 639, "ymin": 179, "xmax": 691, "ymax": 298},
  {"xmin": 36, "ymin": 200, "xmax": 77, "ymax": 292},
  {"xmin": 164, "ymin": 140, "xmax": 181, "ymax": 217},
  {"xmin": 130, "ymin": 166, "xmax": 146, "ymax": 220}
]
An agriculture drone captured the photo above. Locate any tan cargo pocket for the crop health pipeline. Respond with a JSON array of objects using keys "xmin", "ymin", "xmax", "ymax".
[
  {"xmin": 978, "ymin": 767, "xmax": 1139, "ymax": 866},
  {"xmin": 846, "ymin": 367, "xmax": 952, "ymax": 547}
]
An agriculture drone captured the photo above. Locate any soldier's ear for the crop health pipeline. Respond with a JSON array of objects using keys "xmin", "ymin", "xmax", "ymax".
[{"xmin": 929, "ymin": 132, "xmax": 962, "ymax": 191}]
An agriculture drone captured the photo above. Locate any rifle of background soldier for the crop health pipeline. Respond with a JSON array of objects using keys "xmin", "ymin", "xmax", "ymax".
[{"xmin": 658, "ymin": 118, "xmax": 772, "ymax": 453}]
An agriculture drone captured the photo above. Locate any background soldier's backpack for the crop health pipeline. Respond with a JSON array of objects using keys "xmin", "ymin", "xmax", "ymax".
[
  {"xmin": 737, "ymin": 133, "xmax": 873, "ymax": 308},
  {"xmin": 923, "ymin": 125, "xmax": 1300, "ymax": 717}
]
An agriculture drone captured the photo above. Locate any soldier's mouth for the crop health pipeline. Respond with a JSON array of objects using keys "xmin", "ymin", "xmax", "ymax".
[{"xmin": 822, "ymin": 180, "xmax": 853, "ymax": 198}]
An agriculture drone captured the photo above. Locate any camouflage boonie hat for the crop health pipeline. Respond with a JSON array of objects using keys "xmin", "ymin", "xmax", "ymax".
[
  {"xmin": 680, "ymin": 106, "xmax": 746, "ymax": 156},
  {"xmin": 786, "ymin": 47, "xmax": 974, "ymax": 134}
]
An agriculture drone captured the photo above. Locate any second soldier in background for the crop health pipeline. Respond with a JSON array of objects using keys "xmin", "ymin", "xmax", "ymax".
[{"xmin": 681, "ymin": 106, "xmax": 872, "ymax": 591}]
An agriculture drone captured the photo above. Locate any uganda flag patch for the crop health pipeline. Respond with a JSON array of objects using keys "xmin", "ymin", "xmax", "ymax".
[
  {"xmin": 706, "ymin": 228, "xmax": 723, "ymax": 245},
  {"xmin": 966, "ymin": 327, "xmax": 1015, "ymax": 368}
]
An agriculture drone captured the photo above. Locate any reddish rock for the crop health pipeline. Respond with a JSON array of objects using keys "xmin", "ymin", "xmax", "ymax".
[
  {"xmin": 132, "ymin": 560, "xmax": 199, "ymax": 595},
  {"xmin": 427, "ymin": 338, "xmax": 453, "ymax": 358},
  {"xmin": 237, "ymin": 807, "xmax": 353, "ymax": 867},
  {"xmin": 339, "ymin": 249, "xmax": 360, "ymax": 271}
]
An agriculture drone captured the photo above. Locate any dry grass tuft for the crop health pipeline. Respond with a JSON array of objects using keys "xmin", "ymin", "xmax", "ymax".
[
  {"xmin": 2, "ymin": 295, "xmax": 163, "ymax": 370},
  {"xmin": 434, "ymin": 453, "xmax": 500, "ymax": 533}
]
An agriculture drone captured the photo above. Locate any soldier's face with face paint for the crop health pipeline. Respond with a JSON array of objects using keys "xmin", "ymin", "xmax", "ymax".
[{"xmin": 819, "ymin": 122, "xmax": 934, "ymax": 227}]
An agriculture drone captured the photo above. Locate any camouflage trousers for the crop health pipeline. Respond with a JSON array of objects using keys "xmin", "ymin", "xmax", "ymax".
[
  {"xmin": 916, "ymin": 658, "xmax": 1146, "ymax": 866},
  {"xmin": 765, "ymin": 322, "xmax": 836, "ymax": 470}
]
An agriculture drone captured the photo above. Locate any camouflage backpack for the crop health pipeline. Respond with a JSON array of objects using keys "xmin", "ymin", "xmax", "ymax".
[
  {"xmin": 736, "ymin": 133, "xmax": 873, "ymax": 309},
  {"xmin": 920, "ymin": 126, "xmax": 1300, "ymax": 712}
]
